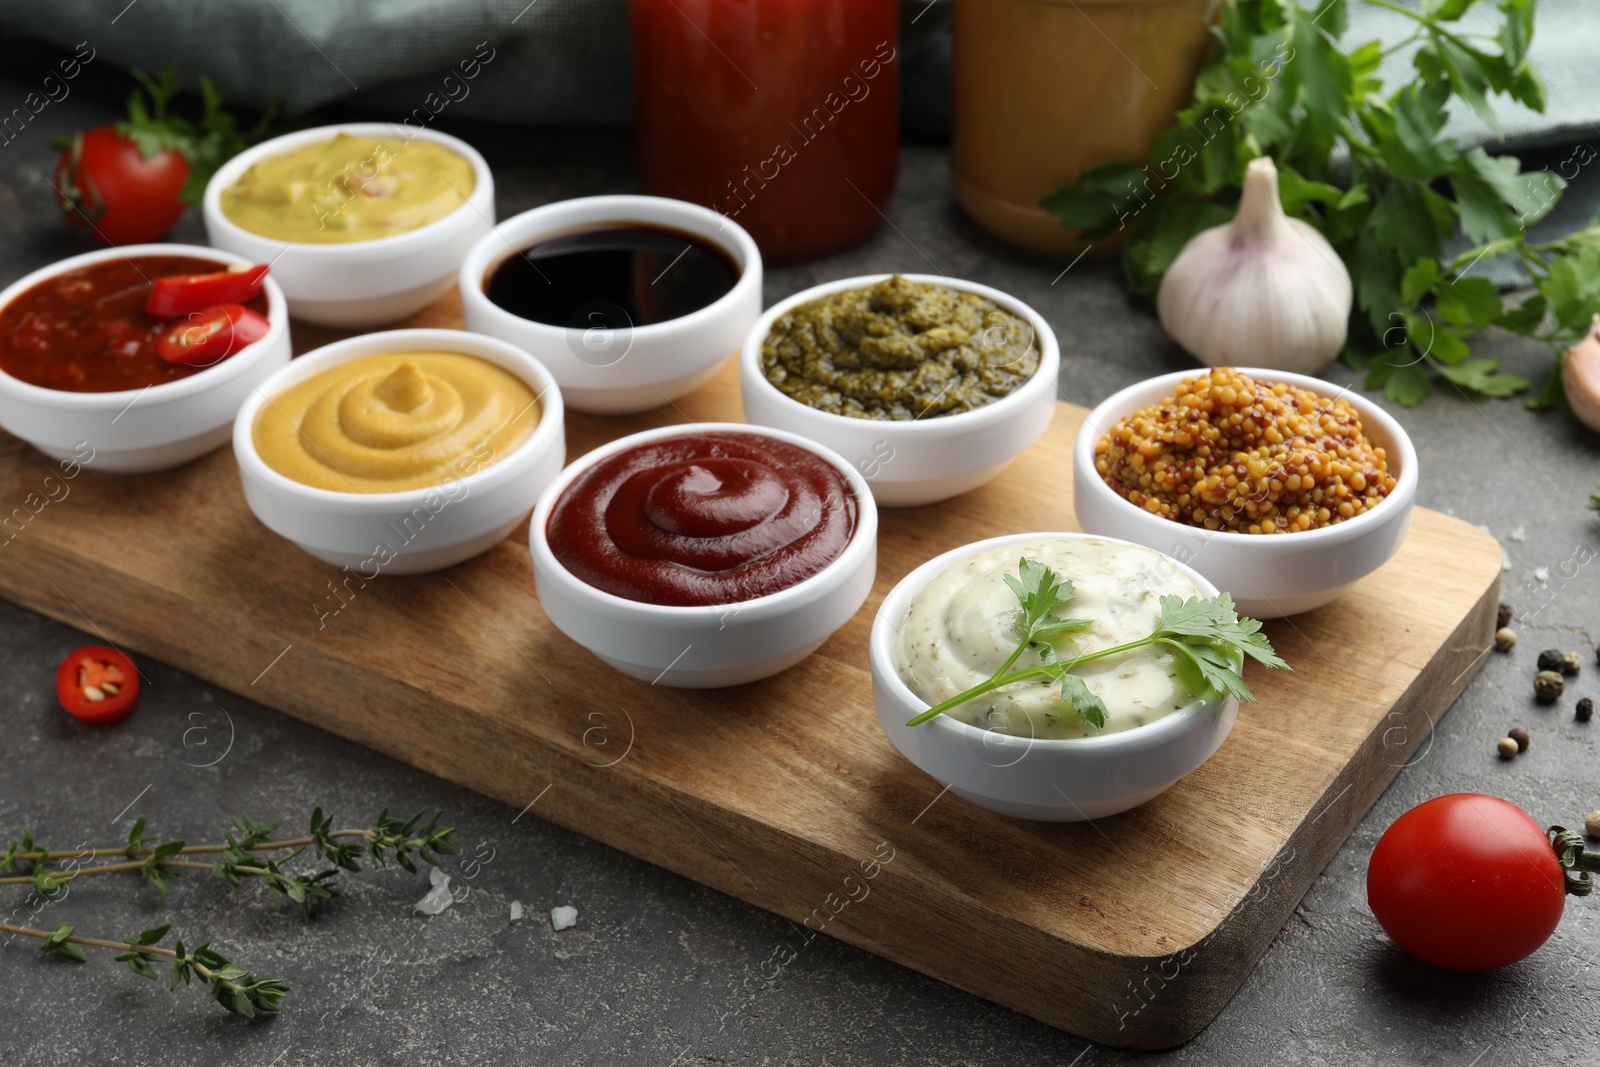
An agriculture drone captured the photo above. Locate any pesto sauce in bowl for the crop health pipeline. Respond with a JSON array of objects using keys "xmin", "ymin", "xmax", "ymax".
[{"xmin": 758, "ymin": 275, "xmax": 1040, "ymax": 419}]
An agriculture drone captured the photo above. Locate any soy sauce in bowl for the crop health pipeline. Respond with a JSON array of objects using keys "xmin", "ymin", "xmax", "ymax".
[{"xmin": 484, "ymin": 223, "xmax": 740, "ymax": 331}]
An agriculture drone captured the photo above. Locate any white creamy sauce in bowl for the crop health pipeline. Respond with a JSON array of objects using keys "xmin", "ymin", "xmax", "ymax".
[{"xmin": 893, "ymin": 537, "xmax": 1202, "ymax": 739}]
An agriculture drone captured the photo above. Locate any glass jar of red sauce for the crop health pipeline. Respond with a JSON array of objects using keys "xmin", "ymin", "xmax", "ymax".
[{"xmin": 631, "ymin": 0, "xmax": 900, "ymax": 262}]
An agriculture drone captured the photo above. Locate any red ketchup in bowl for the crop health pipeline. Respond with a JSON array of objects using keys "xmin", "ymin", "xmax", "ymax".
[{"xmin": 546, "ymin": 431, "xmax": 858, "ymax": 606}]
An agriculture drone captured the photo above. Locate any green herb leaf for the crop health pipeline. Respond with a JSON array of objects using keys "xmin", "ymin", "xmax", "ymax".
[
  {"xmin": 1528, "ymin": 353, "xmax": 1566, "ymax": 411},
  {"xmin": 1435, "ymin": 358, "xmax": 1530, "ymax": 397},
  {"xmin": 1160, "ymin": 637, "xmax": 1258, "ymax": 703},
  {"xmin": 1377, "ymin": 359, "xmax": 1433, "ymax": 406},
  {"xmin": 40, "ymin": 923, "xmax": 88, "ymax": 963},
  {"xmin": 1388, "ymin": 81, "xmax": 1465, "ymax": 177},
  {"xmin": 1152, "ymin": 593, "xmax": 1288, "ymax": 671},
  {"xmin": 1004, "ymin": 557, "xmax": 1072, "ymax": 630},
  {"xmin": 1038, "ymin": 162, "xmax": 1145, "ymax": 237},
  {"xmin": 1057, "ymin": 673, "xmax": 1108, "ymax": 731},
  {"xmin": 134, "ymin": 923, "xmax": 170, "ymax": 946}
]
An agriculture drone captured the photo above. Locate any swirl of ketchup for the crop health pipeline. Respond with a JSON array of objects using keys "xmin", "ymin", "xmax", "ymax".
[{"xmin": 547, "ymin": 431, "xmax": 858, "ymax": 606}]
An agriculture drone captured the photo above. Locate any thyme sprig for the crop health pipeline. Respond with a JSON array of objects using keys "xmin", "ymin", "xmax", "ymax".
[
  {"xmin": 3, "ymin": 920, "xmax": 288, "ymax": 1017},
  {"xmin": 906, "ymin": 558, "xmax": 1289, "ymax": 729},
  {"xmin": 1, "ymin": 808, "xmax": 454, "ymax": 915}
]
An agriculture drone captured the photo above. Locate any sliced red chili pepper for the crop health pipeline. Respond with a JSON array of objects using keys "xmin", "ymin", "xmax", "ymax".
[
  {"xmin": 155, "ymin": 303, "xmax": 271, "ymax": 367},
  {"xmin": 56, "ymin": 645, "xmax": 141, "ymax": 724},
  {"xmin": 145, "ymin": 264, "xmax": 269, "ymax": 318}
]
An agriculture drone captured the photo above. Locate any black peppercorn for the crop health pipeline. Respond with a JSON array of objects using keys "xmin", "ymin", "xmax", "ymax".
[
  {"xmin": 1508, "ymin": 727, "xmax": 1530, "ymax": 752},
  {"xmin": 1537, "ymin": 649, "xmax": 1566, "ymax": 673},
  {"xmin": 1578, "ymin": 697, "xmax": 1594, "ymax": 723},
  {"xmin": 1497, "ymin": 603, "xmax": 1513, "ymax": 629}
]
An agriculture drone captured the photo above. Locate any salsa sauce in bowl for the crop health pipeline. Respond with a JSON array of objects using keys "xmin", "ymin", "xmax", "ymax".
[{"xmin": 0, "ymin": 254, "xmax": 269, "ymax": 393}]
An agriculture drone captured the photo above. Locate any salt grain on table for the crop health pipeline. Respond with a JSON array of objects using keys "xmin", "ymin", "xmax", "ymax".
[
  {"xmin": 510, "ymin": 901, "xmax": 524, "ymax": 922},
  {"xmin": 550, "ymin": 905, "xmax": 578, "ymax": 931},
  {"xmin": 414, "ymin": 866, "xmax": 454, "ymax": 915}
]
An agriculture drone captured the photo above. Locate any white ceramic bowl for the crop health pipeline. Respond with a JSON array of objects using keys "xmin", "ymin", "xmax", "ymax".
[
  {"xmin": 459, "ymin": 195, "xmax": 762, "ymax": 415},
  {"xmin": 234, "ymin": 328, "xmax": 565, "ymax": 575},
  {"xmin": 203, "ymin": 123, "xmax": 495, "ymax": 327},
  {"xmin": 741, "ymin": 274, "xmax": 1060, "ymax": 507},
  {"xmin": 529, "ymin": 422, "xmax": 876, "ymax": 687},
  {"xmin": 1072, "ymin": 367, "xmax": 1419, "ymax": 619},
  {"xmin": 871, "ymin": 531, "xmax": 1240, "ymax": 821},
  {"xmin": 0, "ymin": 244, "xmax": 291, "ymax": 474}
]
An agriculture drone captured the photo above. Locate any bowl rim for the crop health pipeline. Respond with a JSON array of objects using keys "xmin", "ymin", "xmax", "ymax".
[
  {"xmin": 458, "ymin": 194, "xmax": 762, "ymax": 343},
  {"xmin": 529, "ymin": 420, "xmax": 878, "ymax": 619},
  {"xmin": 0, "ymin": 243, "xmax": 289, "ymax": 408},
  {"xmin": 870, "ymin": 530, "xmax": 1235, "ymax": 751},
  {"xmin": 739, "ymin": 272, "xmax": 1061, "ymax": 436},
  {"xmin": 232, "ymin": 327, "xmax": 564, "ymax": 506},
  {"xmin": 1073, "ymin": 366, "xmax": 1420, "ymax": 548},
  {"xmin": 202, "ymin": 122, "xmax": 494, "ymax": 254}
]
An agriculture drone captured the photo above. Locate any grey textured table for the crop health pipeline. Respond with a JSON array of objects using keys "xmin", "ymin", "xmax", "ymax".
[{"xmin": 3, "ymin": 40, "xmax": 1599, "ymax": 1067}]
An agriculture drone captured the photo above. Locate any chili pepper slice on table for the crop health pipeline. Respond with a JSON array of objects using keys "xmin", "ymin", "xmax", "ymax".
[{"xmin": 56, "ymin": 645, "xmax": 141, "ymax": 724}]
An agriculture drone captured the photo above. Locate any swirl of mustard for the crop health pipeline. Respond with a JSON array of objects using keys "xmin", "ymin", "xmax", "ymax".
[{"xmin": 253, "ymin": 352, "xmax": 539, "ymax": 493}]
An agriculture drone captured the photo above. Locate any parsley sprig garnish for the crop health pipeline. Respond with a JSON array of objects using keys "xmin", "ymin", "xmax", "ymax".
[
  {"xmin": 1044, "ymin": 0, "xmax": 1595, "ymax": 408},
  {"xmin": 906, "ymin": 558, "xmax": 1288, "ymax": 731}
]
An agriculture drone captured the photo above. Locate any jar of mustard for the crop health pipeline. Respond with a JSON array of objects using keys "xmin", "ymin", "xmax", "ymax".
[{"xmin": 950, "ymin": 0, "xmax": 1219, "ymax": 255}]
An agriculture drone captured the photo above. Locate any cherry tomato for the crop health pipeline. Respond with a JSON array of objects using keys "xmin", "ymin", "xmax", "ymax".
[
  {"xmin": 54, "ymin": 126, "xmax": 189, "ymax": 246},
  {"xmin": 1367, "ymin": 793, "xmax": 1565, "ymax": 970},
  {"xmin": 145, "ymin": 264, "xmax": 270, "ymax": 318},
  {"xmin": 155, "ymin": 304, "xmax": 271, "ymax": 367},
  {"xmin": 56, "ymin": 646, "xmax": 141, "ymax": 724}
]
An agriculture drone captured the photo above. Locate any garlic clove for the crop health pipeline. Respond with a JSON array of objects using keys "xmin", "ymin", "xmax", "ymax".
[
  {"xmin": 1561, "ymin": 314, "xmax": 1600, "ymax": 432},
  {"xmin": 1157, "ymin": 157, "xmax": 1353, "ymax": 375}
]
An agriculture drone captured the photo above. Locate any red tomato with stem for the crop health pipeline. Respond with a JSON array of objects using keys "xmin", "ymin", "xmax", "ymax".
[
  {"xmin": 54, "ymin": 126, "xmax": 189, "ymax": 246},
  {"xmin": 1367, "ymin": 793, "xmax": 1566, "ymax": 970},
  {"xmin": 56, "ymin": 645, "xmax": 142, "ymax": 724}
]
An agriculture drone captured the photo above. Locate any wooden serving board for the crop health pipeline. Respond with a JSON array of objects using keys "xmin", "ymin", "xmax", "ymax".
[{"xmin": 0, "ymin": 293, "xmax": 1502, "ymax": 1048}]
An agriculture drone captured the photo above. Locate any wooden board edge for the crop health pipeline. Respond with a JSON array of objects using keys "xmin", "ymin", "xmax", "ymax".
[
  {"xmin": 0, "ymin": 514, "xmax": 1504, "ymax": 1049},
  {"xmin": 1069, "ymin": 558, "xmax": 1502, "ymax": 1047}
]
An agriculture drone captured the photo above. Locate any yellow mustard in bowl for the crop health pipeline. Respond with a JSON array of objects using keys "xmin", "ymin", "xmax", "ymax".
[
  {"xmin": 220, "ymin": 133, "xmax": 475, "ymax": 243},
  {"xmin": 253, "ymin": 352, "xmax": 539, "ymax": 493}
]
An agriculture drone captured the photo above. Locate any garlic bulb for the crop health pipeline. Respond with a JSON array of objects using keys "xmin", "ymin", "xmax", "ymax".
[
  {"xmin": 1561, "ymin": 315, "xmax": 1600, "ymax": 432},
  {"xmin": 1157, "ymin": 157, "xmax": 1352, "ymax": 375}
]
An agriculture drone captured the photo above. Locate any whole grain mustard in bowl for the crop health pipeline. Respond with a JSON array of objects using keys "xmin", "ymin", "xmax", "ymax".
[{"xmin": 1072, "ymin": 367, "xmax": 1418, "ymax": 618}]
